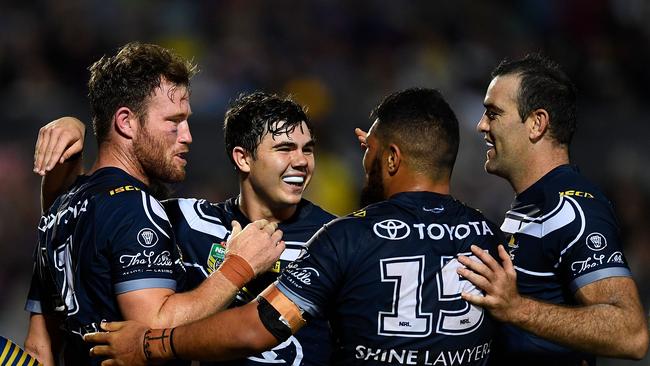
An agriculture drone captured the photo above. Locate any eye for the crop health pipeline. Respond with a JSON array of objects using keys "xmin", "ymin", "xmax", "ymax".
[
  {"xmin": 485, "ymin": 110, "xmax": 498, "ymax": 120},
  {"xmin": 303, "ymin": 146, "xmax": 314, "ymax": 155}
]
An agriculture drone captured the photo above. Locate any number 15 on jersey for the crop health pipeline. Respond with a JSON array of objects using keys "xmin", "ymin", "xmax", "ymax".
[{"xmin": 378, "ymin": 253, "xmax": 484, "ymax": 337}]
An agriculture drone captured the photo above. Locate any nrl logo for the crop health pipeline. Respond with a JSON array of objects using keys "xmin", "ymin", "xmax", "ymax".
[
  {"xmin": 137, "ymin": 228, "xmax": 159, "ymax": 248},
  {"xmin": 207, "ymin": 243, "xmax": 226, "ymax": 275}
]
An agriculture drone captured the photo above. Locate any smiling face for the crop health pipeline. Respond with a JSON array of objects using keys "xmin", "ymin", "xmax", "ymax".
[
  {"xmin": 476, "ymin": 74, "xmax": 530, "ymax": 181},
  {"xmin": 133, "ymin": 79, "xmax": 192, "ymax": 183},
  {"xmin": 244, "ymin": 121, "xmax": 315, "ymax": 210}
]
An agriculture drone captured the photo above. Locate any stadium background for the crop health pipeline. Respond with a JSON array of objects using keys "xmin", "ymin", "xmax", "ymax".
[{"xmin": 1, "ymin": 1, "xmax": 649, "ymax": 364}]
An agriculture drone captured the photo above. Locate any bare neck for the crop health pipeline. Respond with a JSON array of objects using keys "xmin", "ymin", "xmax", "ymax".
[
  {"xmin": 385, "ymin": 170, "xmax": 450, "ymax": 198},
  {"xmin": 237, "ymin": 183, "xmax": 297, "ymax": 224},
  {"xmin": 509, "ymin": 145, "xmax": 569, "ymax": 194},
  {"xmin": 91, "ymin": 142, "xmax": 149, "ymax": 186}
]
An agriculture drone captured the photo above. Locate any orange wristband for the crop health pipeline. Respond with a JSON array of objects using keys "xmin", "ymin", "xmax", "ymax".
[{"xmin": 218, "ymin": 254, "xmax": 254, "ymax": 289}]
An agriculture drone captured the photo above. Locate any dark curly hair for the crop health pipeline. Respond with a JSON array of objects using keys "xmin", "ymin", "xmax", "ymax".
[
  {"xmin": 492, "ymin": 54, "xmax": 577, "ymax": 146},
  {"xmin": 88, "ymin": 42, "xmax": 198, "ymax": 144},
  {"xmin": 224, "ymin": 91, "xmax": 311, "ymax": 168},
  {"xmin": 371, "ymin": 87, "xmax": 459, "ymax": 180}
]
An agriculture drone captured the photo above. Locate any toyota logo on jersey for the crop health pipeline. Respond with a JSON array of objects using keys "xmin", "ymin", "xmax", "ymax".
[{"xmin": 373, "ymin": 219, "xmax": 411, "ymax": 240}]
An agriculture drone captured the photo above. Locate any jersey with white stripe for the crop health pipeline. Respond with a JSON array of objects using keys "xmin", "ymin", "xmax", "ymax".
[
  {"xmin": 164, "ymin": 197, "xmax": 336, "ymax": 366},
  {"xmin": 492, "ymin": 165, "xmax": 631, "ymax": 365},
  {"xmin": 277, "ymin": 192, "xmax": 504, "ymax": 366},
  {"xmin": 25, "ymin": 167, "xmax": 183, "ymax": 365}
]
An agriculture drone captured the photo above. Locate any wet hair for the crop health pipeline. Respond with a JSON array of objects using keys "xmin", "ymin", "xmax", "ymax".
[
  {"xmin": 224, "ymin": 91, "xmax": 311, "ymax": 168},
  {"xmin": 88, "ymin": 42, "xmax": 197, "ymax": 144},
  {"xmin": 492, "ymin": 54, "xmax": 577, "ymax": 146},
  {"xmin": 371, "ymin": 87, "xmax": 459, "ymax": 180}
]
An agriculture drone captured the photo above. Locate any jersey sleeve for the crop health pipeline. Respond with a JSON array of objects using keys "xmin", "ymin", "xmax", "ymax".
[
  {"xmin": 97, "ymin": 190, "xmax": 178, "ymax": 295},
  {"xmin": 24, "ymin": 270, "xmax": 43, "ymax": 314},
  {"xmin": 276, "ymin": 219, "xmax": 352, "ymax": 317},
  {"xmin": 555, "ymin": 195, "xmax": 631, "ymax": 292}
]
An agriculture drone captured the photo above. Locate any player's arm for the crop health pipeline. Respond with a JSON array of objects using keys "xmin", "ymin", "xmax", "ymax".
[
  {"xmin": 85, "ymin": 285, "xmax": 305, "ymax": 366},
  {"xmin": 117, "ymin": 220, "xmax": 286, "ymax": 329},
  {"xmin": 24, "ymin": 313, "xmax": 62, "ymax": 366},
  {"xmin": 458, "ymin": 245, "xmax": 649, "ymax": 359},
  {"xmin": 33, "ymin": 117, "xmax": 85, "ymax": 211}
]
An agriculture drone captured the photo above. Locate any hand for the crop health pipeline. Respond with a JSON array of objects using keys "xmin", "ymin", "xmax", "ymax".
[
  {"xmin": 34, "ymin": 117, "xmax": 85, "ymax": 175},
  {"xmin": 456, "ymin": 245, "xmax": 524, "ymax": 322},
  {"xmin": 225, "ymin": 220, "xmax": 284, "ymax": 276},
  {"xmin": 354, "ymin": 128, "xmax": 367, "ymax": 150},
  {"xmin": 84, "ymin": 321, "xmax": 149, "ymax": 366}
]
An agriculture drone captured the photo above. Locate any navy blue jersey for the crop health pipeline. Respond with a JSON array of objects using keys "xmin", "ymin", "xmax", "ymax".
[
  {"xmin": 164, "ymin": 197, "xmax": 336, "ymax": 366},
  {"xmin": 277, "ymin": 192, "xmax": 504, "ymax": 366},
  {"xmin": 492, "ymin": 165, "xmax": 632, "ymax": 366},
  {"xmin": 25, "ymin": 167, "xmax": 183, "ymax": 365}
]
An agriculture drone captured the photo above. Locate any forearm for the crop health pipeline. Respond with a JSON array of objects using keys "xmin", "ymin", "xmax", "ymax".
[
  {"xmin": 24, "ymin": 313, "xmax": 61, "ymax": 366},
  {"xmin": 510, "ymin": 295, "xmax": 648, "ymax": 359},
  {"xmin": 147, "ymin": 302, "xmax": 276, "ymax": 362},
  {"xmin": 152, "ymin": 271, "xmax": 240, "ymax": 328},
  {"xmin": 175, "ymin": 304, "xmax": 275, "ymax": 361}
]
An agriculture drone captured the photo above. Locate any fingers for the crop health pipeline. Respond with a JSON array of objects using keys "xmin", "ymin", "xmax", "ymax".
[
  {"xmin": 34, "ymin": 126, "xmax": 52, "ymax": 175},
  {"xmin": 100, "ymin": 321, "xmax": 124, "ymax": 332},
  {"xmin": 249, "ymin": 219, "xmax": 278, "ymax": 235},
  {"xmin": 230, "ymin": 220, "xmax": 242, "ymax": 237},
  {"xmin": 470, "ymin": 244, "xmax": 501, "ymax": 272},
  {"xmin": 354, "ymin": 128, "xmax": 367, "ymax": 149},
  {"xmin": 33, "ymin": 117, "xmax": 85, "ymax": 175},
  {"xmin": 253, "ymin": 219, "xmax": 269, "ymax": 229},
  {"xmin": 498, "ymin": 245, "xmax": 516, "ymax": 275},
  {"xmin": 84, "ymin": 331, "xmax": 110, "ymax": 344},
  {"xmin": 261, "ymin": 222, "xmax": 278, "ymax": 235},
  {"xmin": 44, "ymin": 133, "xmax": 71, "ymax": 171},
  {"xmin": 354, "ymin": 128, "xmax": 367, "ymax": 142},
  {"xmin": 273, "ymin": 235, "xmax": 285, "ymax": 256},
  {"xmin": 460, "ymin": 291, "xmax": 487, "ymax": 307},
  {"xmin": 457, "ymin": 251, "xmax": 491, "ymax": 278},
  {"xmin": 89, "ymin": 345, "xmax": 112, "ymax": 357},
  {"xmin": 271, "ymin": 229, "xmax": 283, "ymax": 245},
  {"xmin": 457, "ymin": 266, "xmax": 491, "ymax": 292}
]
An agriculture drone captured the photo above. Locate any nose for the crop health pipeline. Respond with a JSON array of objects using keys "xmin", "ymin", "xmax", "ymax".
[
  {"xmin": 476, "ymin": 115, "xmax": 488, "ymax": 134},
  {"xmin": 178, "ymin": 121, "xmax": 193, "ymax": 145},
  {"xmin": 291, "ymin": 150, "xmax": 308, "ymax": 168}
]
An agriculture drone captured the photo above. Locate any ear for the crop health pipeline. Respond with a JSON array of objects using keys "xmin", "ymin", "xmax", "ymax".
[
  {"xmin": 528, "ymin": 108, "xmax": 550, "ymax": 142},
  {"xmin": 232, "ymin": 146, "xmax": 251, "ymax": 173},
  {"xmin": 114, "ymin": 107, "xmax": 138, "ymax": 139},
  {"xmin": 386, "ymin": 143, "xmax": 401, "ymax": 176}
]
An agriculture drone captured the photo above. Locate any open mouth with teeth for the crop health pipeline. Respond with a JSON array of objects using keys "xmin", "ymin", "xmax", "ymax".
[{"xmin": 282, "ymin": 176, "xmax": 305, "ymax": 186}]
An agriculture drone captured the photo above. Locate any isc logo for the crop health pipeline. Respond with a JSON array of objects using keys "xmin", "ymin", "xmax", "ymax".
[
  {"xmin": 560, "ymin": 190, "xmax": 593, "ymax": 198},
  {"xmin": 109, "ymin": 185, "xmax": 141, "ymax": 195}
]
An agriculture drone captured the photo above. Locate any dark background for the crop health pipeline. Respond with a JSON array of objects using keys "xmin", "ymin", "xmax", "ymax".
[{"xmin": 1, "ymin": 1, "xmax": 649, "ymax": 364}]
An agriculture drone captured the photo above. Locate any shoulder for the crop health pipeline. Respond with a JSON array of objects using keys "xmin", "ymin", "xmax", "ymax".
[
  {"xmin": 299, "ymin": 199, "xmax": 337, "ymax": 223},
  {"xmin": 318, "ymin": 201, "xmax": 394, "ymax": 236},
  {"xmin": 165, "ymin": 197, "xmax": 232, "ymax": 239},
  {"xmin": 541, "ymin": 168, "xmax": 616, "ymax": 223}
]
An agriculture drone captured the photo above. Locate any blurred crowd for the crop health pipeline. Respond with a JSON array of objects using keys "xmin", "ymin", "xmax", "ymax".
[{"xmin": 1, "ymin": 0, "xmax": 649, "ymax": 364}]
